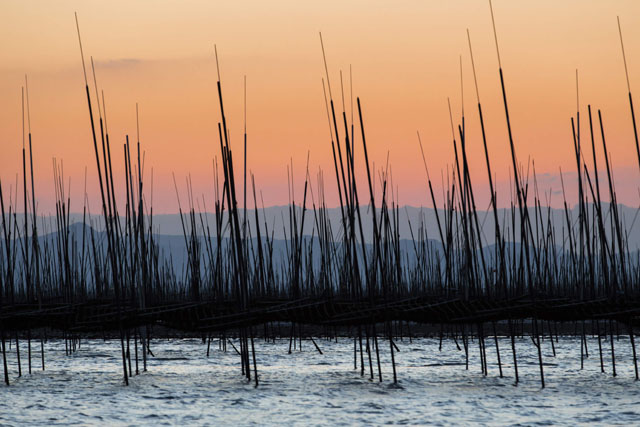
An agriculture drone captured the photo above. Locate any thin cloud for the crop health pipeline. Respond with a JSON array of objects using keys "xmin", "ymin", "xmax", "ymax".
[{"xmin": 93, "ymin": 58, "xmax": 142, "ymax": 69}]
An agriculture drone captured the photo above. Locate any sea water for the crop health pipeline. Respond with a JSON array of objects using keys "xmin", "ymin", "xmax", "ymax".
[{"xmin": 0, "ymin": 336, "xmax": 638, "ymax": 425}]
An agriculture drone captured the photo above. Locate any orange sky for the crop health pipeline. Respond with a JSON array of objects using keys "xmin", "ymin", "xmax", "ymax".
[{"xmin": 1, "ymin": 0, "xmax": 639, "ymax": 213}]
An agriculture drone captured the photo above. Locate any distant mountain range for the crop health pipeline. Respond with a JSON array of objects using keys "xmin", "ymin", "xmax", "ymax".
[
  {"xmin": 13, "ymin": 203, "xmax": 640, "ymax": 245},
  {"xmin": 3, "ymin": 203, "xmax": 639, "ymax": 276}
]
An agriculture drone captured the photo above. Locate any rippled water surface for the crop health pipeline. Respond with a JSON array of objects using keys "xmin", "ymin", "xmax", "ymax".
[{"xmin": 0, "ymin": 335, "xmax": 638, "ymax": 425}]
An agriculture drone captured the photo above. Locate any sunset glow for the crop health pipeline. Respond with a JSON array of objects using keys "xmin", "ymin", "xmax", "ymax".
[{"xmin": 1, "ymin": 0, "xmax": 639, "ymax": 212}]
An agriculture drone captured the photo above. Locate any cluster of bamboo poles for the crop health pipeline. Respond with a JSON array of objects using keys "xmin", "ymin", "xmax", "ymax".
[{"xmin": 0, "ymin": 4, "xmax": 639, "ymax": 388}]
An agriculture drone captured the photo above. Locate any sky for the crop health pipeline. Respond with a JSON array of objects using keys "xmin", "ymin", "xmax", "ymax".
[{"xmin": 0, "ymin": 0, "xmax": 639, "ymax": 214}]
